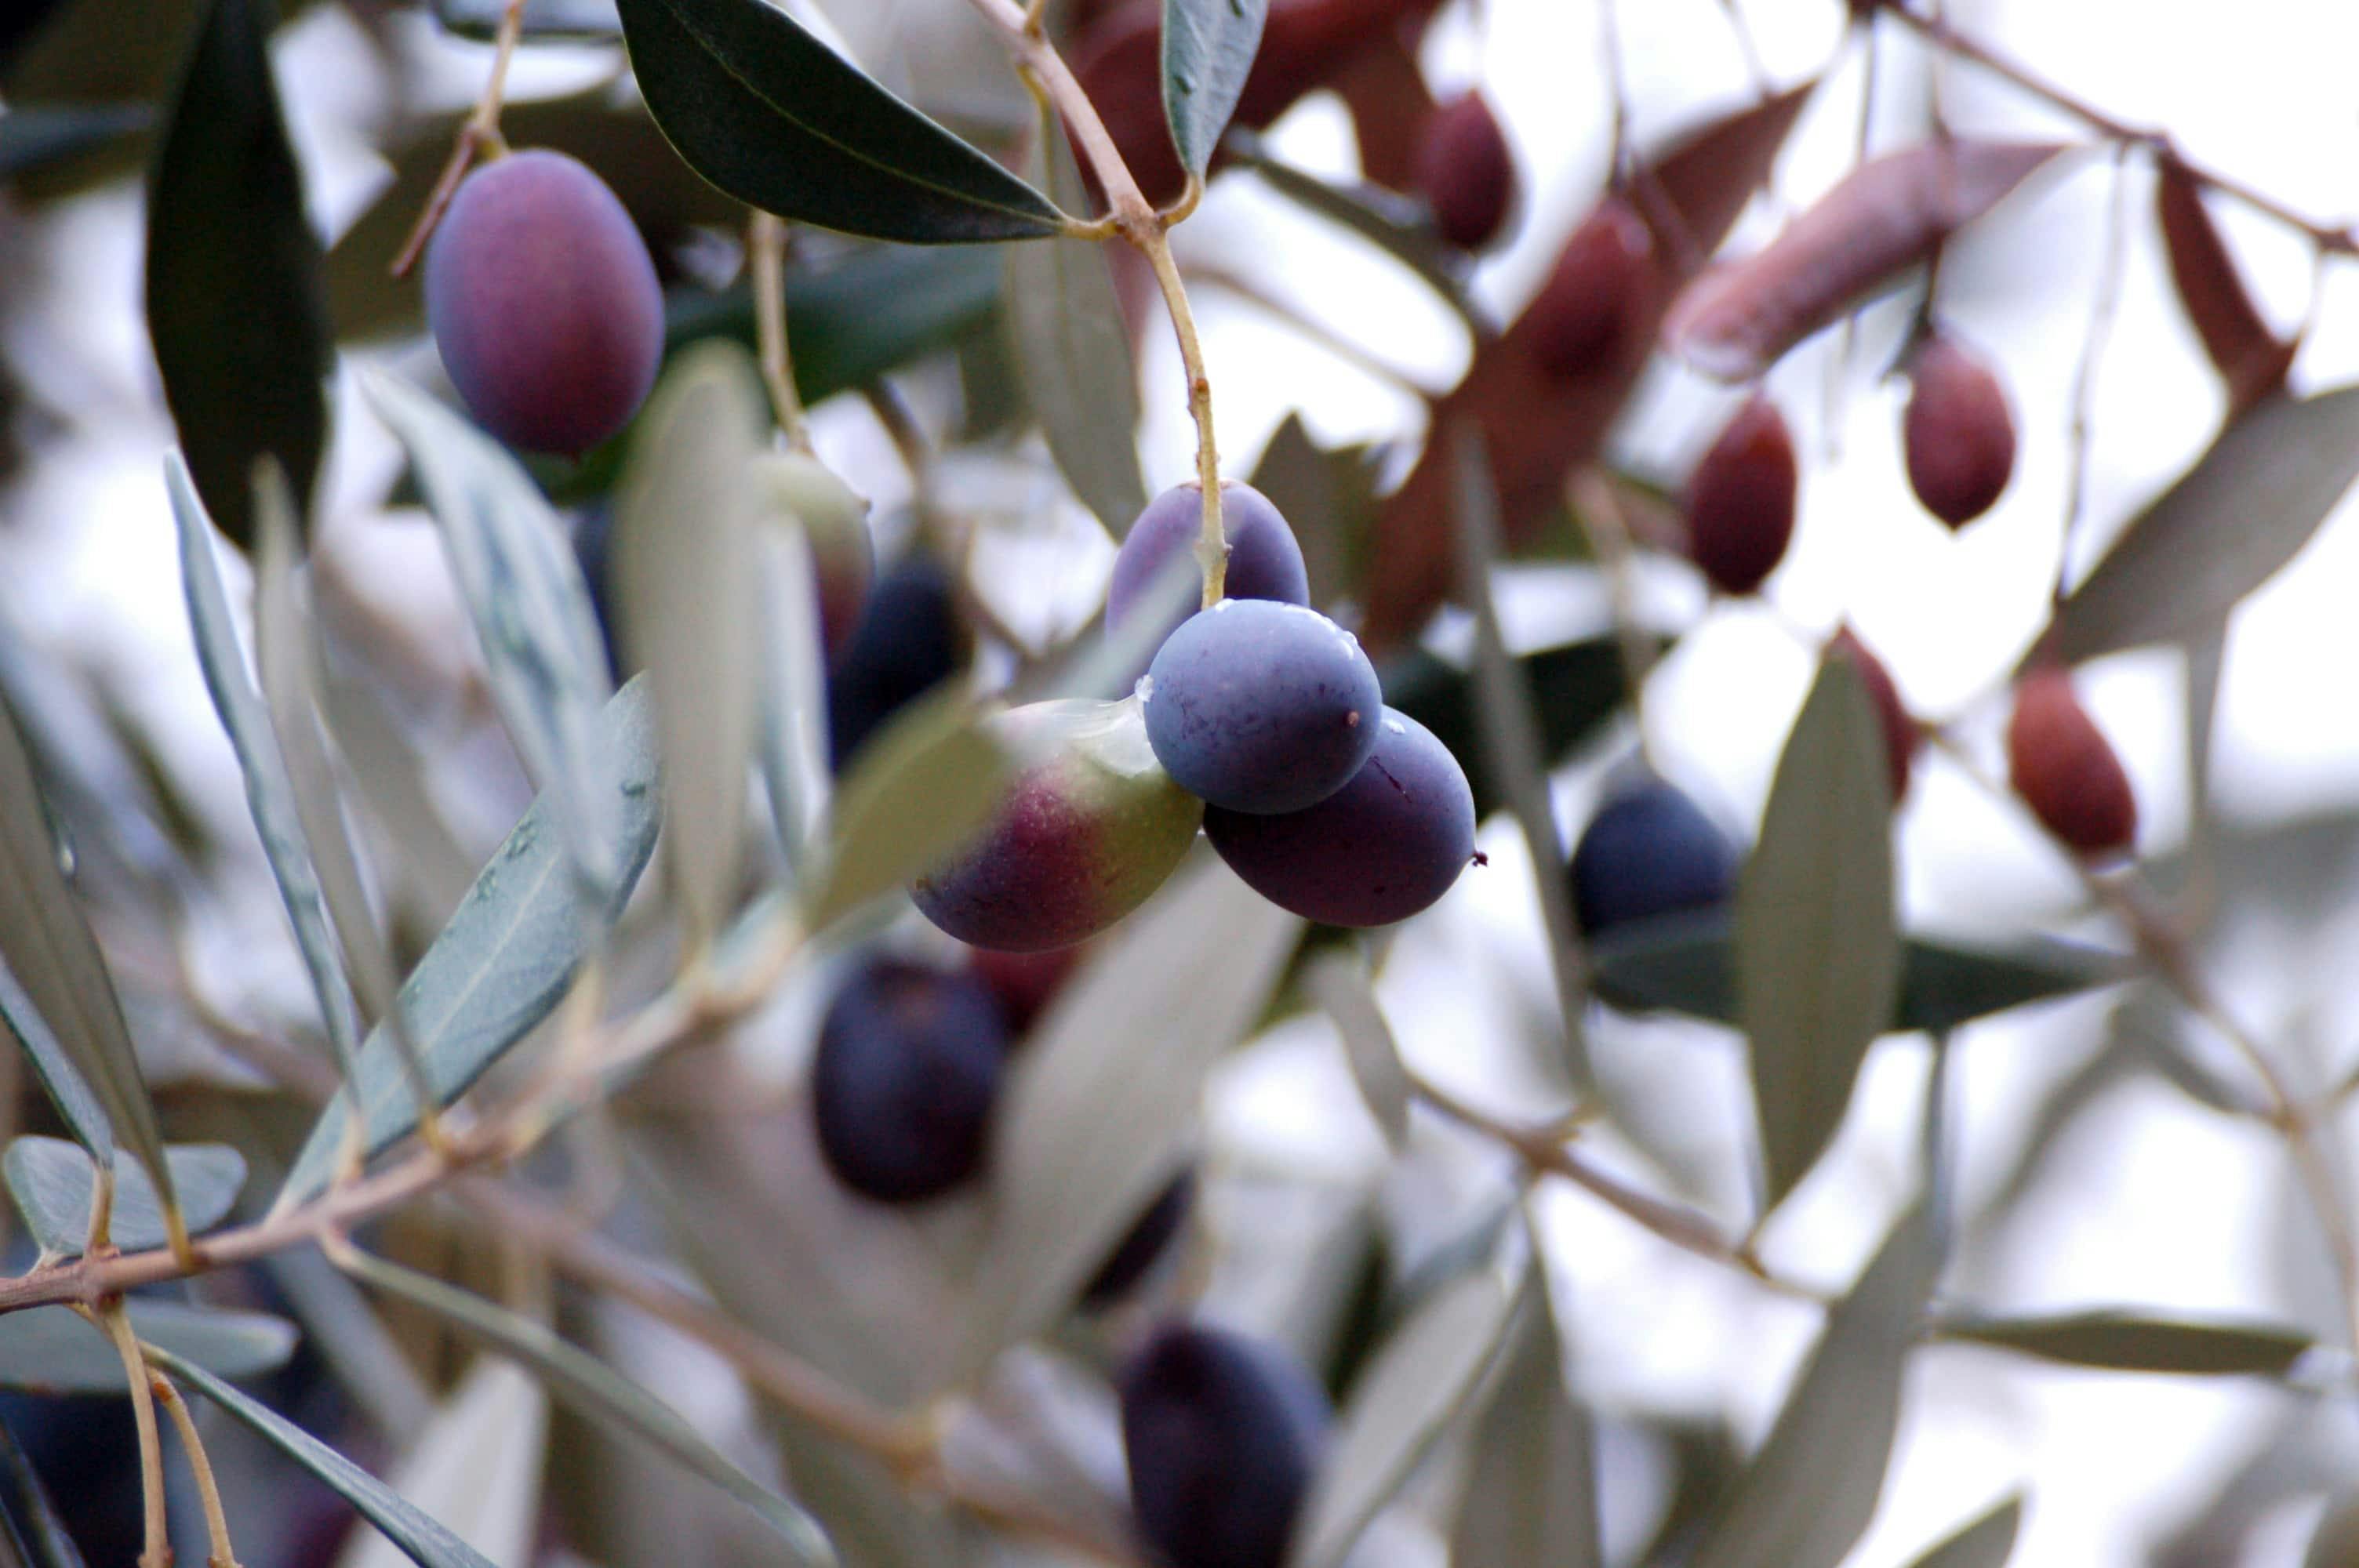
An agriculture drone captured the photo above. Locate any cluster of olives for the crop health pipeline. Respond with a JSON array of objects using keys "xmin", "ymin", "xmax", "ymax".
[{"xmin": 916, "ymin": 482, "xmax": 1480, "ymax": 953}]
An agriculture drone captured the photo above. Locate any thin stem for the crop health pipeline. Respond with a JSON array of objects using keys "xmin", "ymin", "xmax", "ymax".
[
  {"xmin": 151, "ymin": 1369, "xmax": 242, "ymax": 1568},
  {"xmin": 0, "ymin": 911, "xmax": 809, "ymax": 1317},
  {"xmin": 961, "ymin": 0, "xmax": 1227, "ymax": 601},
  {"xmin": 1405, "ymin": 1069, "xmax": 1830, "ymax": 1303},
  {"xmin": 96, "ymin": 1304, "xmax": 172, "ymax": 1568},
  {"xmin": 457, "ymin": 1178, "xmax": 929, "ymax": 1466},
  {"xmin": 748, "ymin": 211, "xmax": 809, "ymax": 445},
  {"xmin": 1918, "ymin": 724, "xmax": 2359, "ymax": 1351},
  {"xmin": 1141, "ymin": 235, "xmax": 1227, "ymax": 604},
  {"xmin": 2052, "ymin": 143, "xmax": 2132, "ymax": 608},
  {"xmin": 389, "ymin": 0, "xmax": 528, "ymax": 277},
  {"xmin": 1872, "ymin": 0, "xmax": 2358, "ymax": 256},
  {"xmin": 1567, "ymin": 467, "xmax": 1659, "ymax": 739}
]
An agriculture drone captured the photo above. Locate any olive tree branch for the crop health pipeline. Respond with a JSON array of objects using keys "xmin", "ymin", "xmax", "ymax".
[
  {"xmin": 1404, "ymin": 1069, "xmax": 1832, "ymax": 1304},
  {"xmin": 965, "ymin": 0, "xmax": 1230, "ymax": 601},
  {"xmin": 391, "ymin": 0, "xmax": 529, "ymax": 277},
  {"xmin": 1870, "ymin": 0, "xmax": 2359, "ymax": 256}
]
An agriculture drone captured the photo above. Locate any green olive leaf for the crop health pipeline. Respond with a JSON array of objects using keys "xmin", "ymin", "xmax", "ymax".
[
  {"xmin": 1161, "ymin": 0, "xmax": 1270, "ymax": 176},
  {"xmin": 145, "ymin": 0, "xmax": 329, "ymax": 550},
  {"xmin": 615, "ymin": 0, "xmax": 1064, "ymax": 242}
]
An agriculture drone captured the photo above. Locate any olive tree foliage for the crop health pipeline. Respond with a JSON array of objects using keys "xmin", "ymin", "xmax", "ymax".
[{"xmin": 0, "ymin": 0, "xmax": 2354, "ymax": 1564}]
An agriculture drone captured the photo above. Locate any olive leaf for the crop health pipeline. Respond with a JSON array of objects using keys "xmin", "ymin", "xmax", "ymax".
[
  {"xmin": 4, "ymin": 1137, "xmax": 244, "ymax": 1260},
  {"xmin": 0, "ymin": 688, "xmax": 174, "ymax": 1231},
  {"xmin": 2045, "ymin": 385, "xmax": 2359, "ymax": 666},
  {"xmin": 1687, "ymin": 1203, "xmax": 1940, "ymax": 1568},
  {"xmin": 0, "ymin": 1303, "xmax": 295, "ymax": 1394},
  {"xmin": 274, "ymin": 679, "xmax": 662, "ymax": 1211},
  {"xmin": 145, "ymin": 0, "xmax": 329, "ymax": 550},
  {"xmin": 615, "ymin": 0, "xmax": 1064, "ymax": 242},
  {"xmin": 1162, "ymin": 0, "xmax": 1270, "ymax": 176},
  {"xmin": 613, "ymin": 343, "xmax": 766, "ymax": 948},
  {"xmin": 1739, "ymin": 654, "xmax": 1901, "ymax": 1212},
  {"xmin": 151, "ymin": 1342, "xmax": 501, "ymax": 1568},
  {"xmin": 1005, "ymin": 111, "xmax": 1148, "ymax": 537},
  {"xmin": 169, "ymin": 452, "xmax": 364, "ymax": 1081},
  {"xmin": 1933, "ymin": 1310, "xmax": 2310, "ymax": 1376}
]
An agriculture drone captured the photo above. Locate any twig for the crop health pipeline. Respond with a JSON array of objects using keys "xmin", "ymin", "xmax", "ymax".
[
  {"xmin": 2052, "ymin": 142, "xmax": 2132, "ymax": 608},
  {"xmin": 1919, "ymin": 725, "xmax": 2359, "ymax": 1352},
  {"xmin": 150, "ymin": 1367, "xmax": 244, "ymax": 1568},
  {"xmin": 0, "ymin": 909, "xmax": 809, "ymax": 1316},
  {"xmin": 389, "ymin": 0, "xmax": 529, "ymax": 277},
  {"xmin": 95, "ymin": 1304, "xmax": 172, "ymax": 1568},
  {"xmin": 1566, "ymin": 467, "xmax": 1659, "ymax": 739},
  {"xmin": 460, "ymin": 1178, "xmax": 1147, "ymax": 1564},
  {"xmin": 749, "ymin": 211, "xmax": 809, "ymax": 444},
  {"xmin": 1872, "ymin": 0, "xmax": 2359, "ymax": 256},
  {"xmin": 962, "ymin": 0, "xmax": 1229, "ymax": 601},
  {"xmin": 1405, "ymin": 1069, "xmax": 1830, "ymax": 1303}
]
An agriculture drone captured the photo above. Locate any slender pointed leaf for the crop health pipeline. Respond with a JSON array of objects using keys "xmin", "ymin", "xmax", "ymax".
[
  {"xmin": 0, "ymin": 1302, "xmax": 294, "ymax": 1394},
  {"xmin": 169, "ymin": 452, "xmax": 364, "ymax": 1078},
  {"xmin": 274, "ymin": 679, "xmax": 663, "ymax": 1211},
  {"xmin": 1249, "ymin": 412, "xmax": 1376, "ymax": 605},
  {"xmin": 1903, "ymin": 1496, "xmax": 2023, "ymax": 1568},
  {"xmin": 1450, "ymin": 1272, "xmax": 1602, "ymax": 1568},
  {"xmin": 2156, "ymin": 158, "xmax": 2290, "ymax": 415},
  {"xmin": 0, "ymin": 964, "xmax": 107, "ymax": 1161},
  {"xmin": 1666, "ymin": 140, "xmax": 2066, "ymax": 382},
  {"xmin": 1589, "ymin": 909, "xmax": 2126, "ymax": 1035},
  {"xmin": 361, "ymin": 369, "xmax": 621, "ymax": 891},
  {"xmin": 144, "ymin": 0, "xmax": 329, "ymax": 551},
  {"xmin": 1227, "ymin": 132, "xmax": 1483, "ymax": 328},
  {"xmin": 958, "ymin": 852, "xmax": 1302, "ymax": 1377},
  {"xmin": 2045, "ymin": 386, "xmax": 2359, "ymax": 666},
  {"xmin": 804, "ymin": 690, "xmax": 1008, "ymax": 933},
  {"xmin": 341, "ymin": 1357, "xmax": 546, "ymax": 1568},
  {"xmin": 1934, "ymin": 1311, "xmax": 2310, "ymax": 1376},
  {"xmin": 755, "ymin": 527, "xmax": 831, "ymax": 887},
  {"xmin": 339, "ymin": 1248, "xmax": 836, "ymax": 1566},
  {"xmin": 5, "ymin": 1137, "xmax": 244, "ymax": 1259},
  {"xmin": 1739, "ymin": 655, "xmax": 1901, "ymax": 1210},
  {"xmin": 1688, "ymin": 1203, "xmax": 1940, "ymax": 1568},
  {"xmin": 614, "ymin": 343, "xmax": 765, "ymax": 946},
  {"xmin": 313, "ymin": 661, "xmax": 479, "ymax": 925},
  {"xmin": 148, "ymin": 1341, "xmax": 501, "ymax": 1568},
  {"xmin": 1290, "ymin": 1267, "xmax": 1518, "ymax": 1568},
  {"xmin": 0, "ymin": 1413, "xmax": 89, "ymax": 1568},
  {"xmin": 1452, "ymin": 428, "xmax": 1588, "ymax": 1084},
  {"xmin": 1162, "ymin": 0, "xmax": 1269, "ymax": 176},
  {"xmin": 1006, "ymin": 111, "xmax": 1147, "ymax": 537},
  {"xmin": 1302, "ymin": 950, "xmax": 1409, "ymax": 1149},
  {"xmin": 0, "ymin": 687, "xmax": 173, "ymax": 1225},
  {"xmin": 256, "ymin": 470, "xmax": 438, "ymax": 1132},
  {"xmin": 613, "ymin": 0, "xmax": 1063, "ymax": 243}
]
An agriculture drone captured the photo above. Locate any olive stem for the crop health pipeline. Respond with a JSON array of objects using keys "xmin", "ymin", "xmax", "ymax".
[
  {"xmin": 963, "ymin": 0, "xmax": 1229, "ymax": 602},
  {"xmin": 390, "ymin": 0, "xmax": 528, "ymax": 278},
  {"xmin": 748, "ymin": 210, "xmax": 809, "ymax": 445},
  {"xmin": 1405, "ymin": 1069, "xmax": 1831, "ymax": 1304},
  {"xmin": 150, "ymin": 1367, "xmax": 244, "ymax": 1568},
  {"xmin": 96, "ymin": 1302, "xmax": 173, "ymax": 1568},
  {"xmin": 1871, "ymin": 0, "xmax": 2359, "ymax": 256}
]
